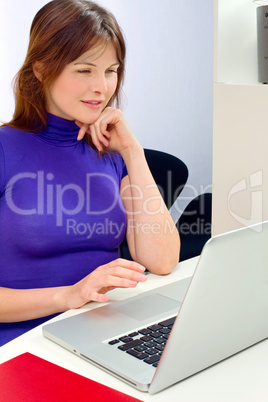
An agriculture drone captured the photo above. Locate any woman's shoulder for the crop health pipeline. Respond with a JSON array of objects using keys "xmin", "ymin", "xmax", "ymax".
[
  {"xmin": 0, "ymin": 125, "xmax": 24, "ymax": 138},
  {"xmin": 0, "ymin": 125, "xmax": 31, "ymax": 147}
]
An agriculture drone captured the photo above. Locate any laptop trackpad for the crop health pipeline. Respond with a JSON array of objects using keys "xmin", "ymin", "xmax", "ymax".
[{"xmin": 114, "ymin": 294, "xmax": 181, "ymax": 321}]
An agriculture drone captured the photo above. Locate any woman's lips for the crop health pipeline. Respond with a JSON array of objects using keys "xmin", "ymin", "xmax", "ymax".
[{"xmin": 81, "ymin": 100, "xmax": 103, "ymax": 109}]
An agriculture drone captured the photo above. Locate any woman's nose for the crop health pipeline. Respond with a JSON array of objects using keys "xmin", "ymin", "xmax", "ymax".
[{"xmin": 90, "ymin": 73, "xmax": 108, "ymax": 94}]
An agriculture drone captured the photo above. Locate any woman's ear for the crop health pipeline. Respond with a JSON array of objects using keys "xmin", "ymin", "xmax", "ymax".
[{"xmin": 33, "ymin": 61, "xmax": 43, "ymax": 82}]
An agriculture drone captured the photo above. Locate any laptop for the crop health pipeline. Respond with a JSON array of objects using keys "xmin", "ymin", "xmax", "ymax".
[{"xmin": 43, "ymin": 221, "xmax": 268, "ymax": 394}]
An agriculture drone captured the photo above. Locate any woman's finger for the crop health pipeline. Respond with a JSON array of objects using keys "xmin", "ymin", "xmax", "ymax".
[
  {"xmin": 100, "ymin": 274, "xmax": 139, "ymax": 289},
  {"xmin": 92, "ymin": 120, "xmax": 110, "ymax": 148},
  {"xmin": 75, "ymin": 122, "xmax": 89, "ymax": 141},
  {"xmin": 77, "ymin": 125, "xmax": 88, "ymax": 141},
  {"xmin": 89, "ymin": 291, "xmax": 109, "ymax": 302},
  {"xmin": 89, "ymin": 124, "xmax": 103, "ymax": 151},
  {"xmin": 96, "ymin": 267, "xmax": 147, "ymax": 289},
  {"xmin": 109, "ymin": 258, "xmax": 146, "ymax": 273}
]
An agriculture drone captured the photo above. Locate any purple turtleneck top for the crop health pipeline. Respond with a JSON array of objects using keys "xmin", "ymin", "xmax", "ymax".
[{"xmin": 0, "ymin": 114, "xmax": 127, "ymax": 346}]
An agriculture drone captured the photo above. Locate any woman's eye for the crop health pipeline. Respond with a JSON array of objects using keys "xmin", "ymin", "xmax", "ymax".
[
  {"xmin": 106, "ymin": 69, "xmax": 118, "ymax": 74},
  {"xmin": 78, "ymin": 70, "xmax": 91, "ymax": 74}
]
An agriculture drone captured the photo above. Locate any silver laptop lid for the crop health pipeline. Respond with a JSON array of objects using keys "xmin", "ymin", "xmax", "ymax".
[{"xmin": 150, "ymin": 220, "xmax": 268, "ymax": 393}]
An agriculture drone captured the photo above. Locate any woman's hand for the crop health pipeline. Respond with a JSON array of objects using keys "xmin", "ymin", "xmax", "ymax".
[
  {"xmin": 67, "ymin": 258, "xmax": 147, "ymax": 308},
  {"xmin": 0, "ymin": 259, "xmax": 147, "ymax": 323},
  {"xmin": 76, "ymin": 107, "xmax": 140, "ymax": 155}
]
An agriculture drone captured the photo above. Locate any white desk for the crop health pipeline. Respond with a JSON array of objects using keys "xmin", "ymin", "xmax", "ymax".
[{"xmin": 1, "ymin": 257, "xmax": 268, "ymax": 402}]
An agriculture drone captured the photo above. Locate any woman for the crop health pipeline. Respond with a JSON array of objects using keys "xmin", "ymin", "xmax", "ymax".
[{"xmin": 0, "ymin": 0, "xmax": 180, "ymax": 346}]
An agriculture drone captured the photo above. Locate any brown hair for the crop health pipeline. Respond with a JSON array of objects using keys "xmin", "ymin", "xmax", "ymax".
[{"xmin": 3, "ymin": 0, "xmax": 126, "ymax": 140}]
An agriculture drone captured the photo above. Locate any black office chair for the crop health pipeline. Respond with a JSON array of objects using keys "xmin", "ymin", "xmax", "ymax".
[
  {"xmin": 143, "ymin": 149, "xmax": 189, "ymax": 209},
  {"xmin": 120, "ymin": 148, "xmax": 189, "ymax": 260},
  {"xmin": 177, "ymin": 192, "xmax": 212, "ymax": 261}
]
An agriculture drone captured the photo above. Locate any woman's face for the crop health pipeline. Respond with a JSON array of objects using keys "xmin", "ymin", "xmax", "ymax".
[{"xmin": 45, "ymin": 43, "xmax": 120, "ymax": 123}]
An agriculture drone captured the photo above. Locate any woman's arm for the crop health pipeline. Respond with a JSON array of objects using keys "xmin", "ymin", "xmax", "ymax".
[
  {"xmin": 0, "ymin": 259, "xmax": 147, "ymax": 323},
  {"xmin": 76, "ymin": 108, "xmax": 180, "ymax": 275},
  {"xmin": 120, "ymin": 154, "xmax": 180, "ymax": 275}
]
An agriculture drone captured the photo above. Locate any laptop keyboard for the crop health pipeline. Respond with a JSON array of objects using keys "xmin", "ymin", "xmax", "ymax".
[{"xmin": 108, "ymin": 316, "xmax": 176, "ymax": 368}]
